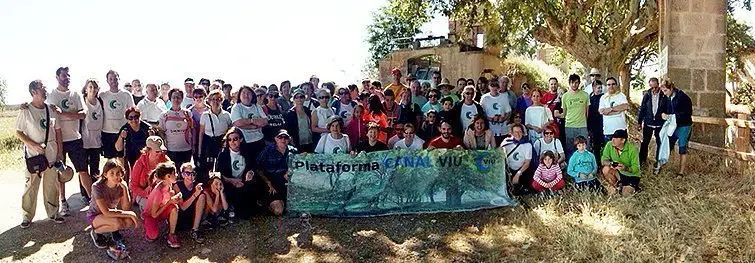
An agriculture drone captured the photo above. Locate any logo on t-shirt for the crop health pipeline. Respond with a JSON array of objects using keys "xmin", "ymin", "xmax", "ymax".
[
  {"xmin": 39, "ymin": 119, "xmax": 48, "ymax": 129},
  {"xmin": 333, "ymin": 147, "xmax": 342, "ymax": 154},
  {"xmin": 492, "ymin": 103, "xmax": 500, "ymax": 111},
  {"xmin": 512, "ymin": 152, "xmax": 520, "ymax": 161},
  {"xmin": 61, "ymin": 99, "xmax": 70, "ymax": 110},
  {"xmin": 465, "ymin": 111, "xmax": 474, "ymax": 119},
  {"xmin": 232, "ymin": 160, "xmax": 241, "ymax": 171},
  {"xmin": 109, "ymin": 100, "xmax": 121, "ymax": 110},
  {"xmin": 92, "ymin": 111, "xmax": 99, "ymax": 120},
  {"xmin": 247, "ymin": 113, "xmax": 255, "ymax": 119},
  {"xmin": 339, "ymin": 110, "xmax": 349, "ymax": 119}
]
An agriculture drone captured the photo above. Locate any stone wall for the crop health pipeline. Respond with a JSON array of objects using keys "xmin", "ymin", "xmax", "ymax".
[
  {"xmin": 378, "ymin": 46, "xmax": 503, "ymax": 86},
  {"xmin": 659, "ymin": 0, "xmax": 727, "ymax": 147}
]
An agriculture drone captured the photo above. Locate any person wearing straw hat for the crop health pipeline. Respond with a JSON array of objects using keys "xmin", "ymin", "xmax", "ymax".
[
  {"xmin": 583, "ymin": 68, "xmax": 603, "ymax": 94},
  {"xmin": 437, "ymin": 78, "xmax": 459, "ymax": 103}
]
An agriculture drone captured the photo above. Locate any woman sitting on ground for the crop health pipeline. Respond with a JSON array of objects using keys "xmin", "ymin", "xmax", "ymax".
[
  {"xmin": 88, "ymin": 159, "xmax": 139, "ymax": 250},
  {"xmin": 215, "ymin": 127, "xmax": 257, "ymax": 219}
]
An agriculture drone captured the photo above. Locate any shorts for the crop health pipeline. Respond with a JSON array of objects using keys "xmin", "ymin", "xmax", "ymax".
[
  {"xmin": 62, "ymin": 139, "xmax": 87, "ymax": 172},
  {"xmin": 670, "ymin": 125, "xmax": 692, "ymax": 154},
  {"xmin": 101, "ymin": 132, "xmax": 123, "ymax": 158},
  {"xmin": 143, "ymin": 204, "xmax": 176, "ymax": 240},
  {"xmin": 619, "ymin": 174, "xmax": 640, "ymax": 189},
  {"xmin": 83, "ymin": 148, "xmax": 101, "ymax": 176}
]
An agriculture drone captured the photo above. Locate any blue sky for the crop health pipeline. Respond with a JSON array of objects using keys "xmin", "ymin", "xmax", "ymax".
[{"xmin": 0, "ymin": 1, "xmax": 751, "ymax": 105}]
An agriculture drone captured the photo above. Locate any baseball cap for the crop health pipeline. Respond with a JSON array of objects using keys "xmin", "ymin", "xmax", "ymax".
[
  {"xmin": 184, "ymin": 78, "xmax": 195, "ymax": 84},
  {"xmin": 276, "ymin": 129, "xmax": 291, "ymax": 139},
  {"xmin": 146, "ymin": 136, "xmax": 168, "ymax": 151},
  {"xmin": 612, "ymin": 129, "xmax": 628, "ymax": 139}
]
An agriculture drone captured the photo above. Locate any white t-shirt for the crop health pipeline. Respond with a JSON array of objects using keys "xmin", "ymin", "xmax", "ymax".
[
  {"xmin": 229, "ymin": 150, "xmax": 245, "ymax": 179},
  {"xmin": 335, "ymin": 102, "xmax": 354, "ymax": 123},
  {"xmin": 99, "ymin": 89, "xmax": 135, "ymax": 133},
  {"xmin": 534, "ymin": 138, "xmax": 565, "ymax": 157},
  {"xmin": 315, "ymin": 133, "xmax": 350, "ymax": 154},
  {"xmin": 16, "ymin": 104, "xmax": 61, "ymax": 162},
  {"xmin": 46, "ymin": 88, "xmax": 83, "ymax": 142},
  {"xmin": 200, "ymin": 110, "xmax": 232, "ymax": 137},
  {"xmin": 480, "ymin": 92, "xmax": 512, "ymax": 136},
  {"xmin": 460, "ymin": 103, "xmax": 479, "ymax": 130},
  {"xmin": 599, "ymin": 92, "xmax": 629, "ymax": 135},
  {"xmin": 313, "ymin": 107, "xmax": 335, "ymax": 129},
  {"xmin": 394, "ymin": 137, "xmax": 425, "ymax": 150},
  {"xmin": 159, "ymin": 109, "xmax": 192, "ymax": 152},
  {"xmin": 230, "ymin": 103, "xmax": 268, "ymax": 143},
  {"xmin": 82, "ymin": 100, "xmax": 103, "ymax": 149},
  {"xmin": 524, "ymin": 105, "xmax": 553, "ymax": 139},
  {"xmin": 503, "ymin": 141, "xmax": 532, "ymax": 171},
  {"xmin": 137, "ymin": 97, "xmax": 167, "ymax": 123}
]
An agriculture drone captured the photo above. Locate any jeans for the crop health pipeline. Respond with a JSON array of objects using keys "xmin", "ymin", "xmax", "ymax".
[
  {"xmin": 565, "ymin": 127, "xmax": 589, "ymax": 160},
  {"xmin": 640, "ymin": 125, "xmax": 662, "ymax": 164}
]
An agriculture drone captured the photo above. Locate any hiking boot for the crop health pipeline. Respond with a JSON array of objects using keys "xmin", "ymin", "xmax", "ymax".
[
  {"xmin": 111, "ymin": 230, "xmax": 124, "ymax": 243},
  {"xmin": 60, "ymin": 200, "xmax": 71, "ymax": 217},
  {"xmin": 190, "ymin": 229, "xmax": 205, "ymax": 244},
  {"xmin": 167, "ymin": 234, "xmax": 181, "ymax": 248},
  {"xmin": 20, "ymin": 220, "xmax": 31, "ymax": 229},
  {"xmin": 51, "ymin": 215, "xmax": 65, "ymax": 224},
  {"xmin": 91, "ymin": 229, "xmax": 109, "ymax": 249}
]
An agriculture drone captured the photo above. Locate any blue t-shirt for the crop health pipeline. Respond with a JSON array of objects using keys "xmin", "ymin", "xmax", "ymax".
[{"xmin": 567, "ymin": 150, "xmax": 598, "ymax": 183}]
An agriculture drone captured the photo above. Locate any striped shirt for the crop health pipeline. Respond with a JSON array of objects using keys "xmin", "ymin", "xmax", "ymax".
[{"xmin": 533, "ymin": 163, "xmax": 563, "ymax": 188}]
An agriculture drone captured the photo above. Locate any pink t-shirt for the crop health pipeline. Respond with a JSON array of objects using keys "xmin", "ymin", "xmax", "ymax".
[{"xmin": 142, "ymin": 181, "xmax": 172, "ymax": 218}]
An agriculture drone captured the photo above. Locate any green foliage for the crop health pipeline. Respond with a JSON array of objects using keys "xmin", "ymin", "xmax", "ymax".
[
  {"xmin": 366, "ymin": 0, "xmax": 432, "ymax": 68},
  {"xmin": 504, "ymin": 56, "xmax": 567, "ymax": 90},
  {"xmin": 726, "ymin": 14, "xmax": 755, "ymax": 80}
]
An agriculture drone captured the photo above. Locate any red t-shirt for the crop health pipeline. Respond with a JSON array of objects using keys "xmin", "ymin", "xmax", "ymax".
[
  {"xmin": 428, "ymin": 136, "xmax": 463, "ymax": 149},
  {"xmin": 541, "ymin": 92, "xmax": 558, "ymax": 112}
]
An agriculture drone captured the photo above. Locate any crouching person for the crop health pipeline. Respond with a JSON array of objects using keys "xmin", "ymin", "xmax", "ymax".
[
  {"xmin": 599, "ymin": 129, "xmax": 641, "ymax": 196},
  {"xmin": 204, "ymin": 174, "xmax": 231, "ymax": 226},
  {"xmin": 142, "ymin": 162, "xmax": 182, "ymax": 248},
  {"xmin": 88, "ymin": 159, "xmax": 139, "ymax": 251},
  {"xmin": 256, "ymin": 130, "xmax": 298, "ymax": 216},
  {"xmin": 174, "ymin": 163, "xmax": 207, "ymax": 244}
]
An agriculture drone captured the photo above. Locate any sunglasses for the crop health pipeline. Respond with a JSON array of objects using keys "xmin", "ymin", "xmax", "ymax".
[
  {"xmin": 319, "ymin": 96, "xmax": 330, "ymax": 99},
  {"xmin": 209, "ymin": 98, "xmax": 223, "ymax": 102},
  {"xmin": 127, "ymin": 115, "xmax": 139, "ymax": 120},
  {"xmin": 464, "ymin": 92, "xmax": 474, "ymax": 95},
  {"xmin": 607, "ymin": 83, "xmax": 617, "ymax": 86},
  {"xmin": 255, "ymin": 93, "xmax": 265, "ymax": 97},
  {"xmin": 228, "ymin": 137, "xmax": 242, "ymax": 142},
  {"xmin": 194, "ymin": 95, "xmax": 205, "ymax": 99},
  {"xmin": 544, "ymin": 132, "xmax": 554, "ymax": 135},
  {"xmin": 338, "ymin": 92, "xmax": 348, "ymax": 95},
  {"xmin": 294, "ymin": 95, "xmax": 305, "ymax": 99},
  {"xmin": 182, "ymin": 171, "xmax": 195, "ymax": 176},
  {"xmin": 428, "ymin": 94, "xmax": 439, "ymax": 98}
]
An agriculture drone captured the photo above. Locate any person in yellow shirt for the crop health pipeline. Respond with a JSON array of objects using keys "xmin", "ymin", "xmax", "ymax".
[{"xmin": 384, "ymin": 68, "xmax": 407, "ymax": 102}]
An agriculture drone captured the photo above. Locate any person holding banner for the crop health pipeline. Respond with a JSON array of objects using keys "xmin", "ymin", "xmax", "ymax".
[
  {"xmin": 315, "ymin": 116, "xmax": 351, "ymax": 154},
  {"xmin": 427, "ymin": 121, "xmax": 464, "ymax": 150},
  {"xmin": 356, "ymin": 122, "xmax": 388, "ymax": 152},
  {"xmin": 216, "ymin": 127, "xmax": 257, "ymax": 219},
  {"xmin": 256, "ymin": 130, "xmax": 298, "ymax": 216},
  {"xmin": 501, "ymin": 123, "xmax": 534, "ymax": 195},
  {"xmin": 394, "ymin": 123, "xmax": 424, "ymax": 150}
]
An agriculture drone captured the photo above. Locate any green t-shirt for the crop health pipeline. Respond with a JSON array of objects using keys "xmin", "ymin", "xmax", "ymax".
[
  {"xmin": 562, "ymin": 90, "xmax": 590, "ymax": 128},
  {"xmin": 601, "ymin": 141, "xmax": 641, "ymax": 177}
]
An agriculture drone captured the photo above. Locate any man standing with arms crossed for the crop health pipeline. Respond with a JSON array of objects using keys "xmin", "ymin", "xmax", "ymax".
[
  {"xmin": 100, "ymin": 70, "xmax": 135, "ymax": 166},
  {"xmin": 562, "ymin": 73, "xmax": 590, "ymax": 159},
  {"xmin": 46, "ymin": 67, "xmax": 92, "ymax": 215}
]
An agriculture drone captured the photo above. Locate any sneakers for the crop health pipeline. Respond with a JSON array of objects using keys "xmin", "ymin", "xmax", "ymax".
[
  {"xmin": 167, "ymin": 234, "xmax": 181, "ymax": 248},
  {"xmin": 51, "ymin": 216, "xmax": 65, "ymax": 224},
  {"xmin": 60, "ymin": 200, "xmax": 71, "ymax": 217},
  {"xmin": 20, "ymin": 220, "xmax": 31, "ymax": 229},
  {"xmin": 106, "ymin": 244, "xmax": 129, "ymax": 260},
  {"xmin": 91, "ymin": 229, "xmax": 109, "ymax": 249},
  {"xmin": 218, "ymin": 215, "xmax": 229, "ymax": 227},
  {"xmin": 111, "ymin": 230, "xmax": 124, "ymax": 243},
  {"xmin": 200, "ymin": 219, "xmax": 214, "ymax": 231},
  {"xmin": 190, "ymin": 229, "xmax": 205, "ymax": 244}
]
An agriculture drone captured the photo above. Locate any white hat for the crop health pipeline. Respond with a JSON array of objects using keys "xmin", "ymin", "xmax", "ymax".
[{"xmin": 589, "ymin": 68, "xmax": 601, "ymax": 76}]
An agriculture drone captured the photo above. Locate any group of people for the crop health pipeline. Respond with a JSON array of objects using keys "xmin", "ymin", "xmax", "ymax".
[{"xmin": 15, "ymin": 66, "xmax": 692, "ymax": 259}]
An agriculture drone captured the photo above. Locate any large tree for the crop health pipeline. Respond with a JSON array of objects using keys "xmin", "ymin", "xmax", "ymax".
[
  {"xmin": 366, "ymin": 1, "xmax": 431, "ymax": 68},
  {"xmin": 369, "ymin": 0, "xmax": 753, "ymax": 95}
]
